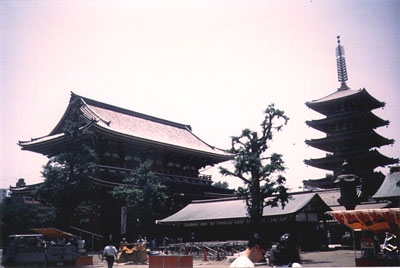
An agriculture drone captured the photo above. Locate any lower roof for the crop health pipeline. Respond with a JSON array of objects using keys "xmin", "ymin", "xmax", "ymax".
[
  {"xmin": 372, "ymin": 171, "xmax": 400, "ymax": 200},
  {"xmin": 157, "ymin": 192, "xmax": 330, "ymax": 225}
]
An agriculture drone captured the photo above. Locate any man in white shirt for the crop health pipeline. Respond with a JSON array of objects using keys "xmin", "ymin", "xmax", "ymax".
[
  {"xmin": 103, "ymin": 243, "xmax": 118, "ymax": 268},
  {"xmin": 230, "ymin": 233, "xmax": 269, "ymax": 268}
]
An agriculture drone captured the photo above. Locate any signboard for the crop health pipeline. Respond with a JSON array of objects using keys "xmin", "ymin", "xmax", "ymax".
[{"xmin": 121, "ymin": 206, "xmax": 127, "ymax": 234}]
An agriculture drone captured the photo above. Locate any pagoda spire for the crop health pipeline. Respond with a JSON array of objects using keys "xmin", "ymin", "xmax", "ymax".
[{"xmin": 336, "ymin": 36, "xmax": 349, "ymax": 90}]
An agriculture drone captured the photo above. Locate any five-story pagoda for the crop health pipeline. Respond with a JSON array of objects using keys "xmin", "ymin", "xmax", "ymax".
[{"xmin": 304, "ymin": 36, "xmax": 398, "ymax": 200}]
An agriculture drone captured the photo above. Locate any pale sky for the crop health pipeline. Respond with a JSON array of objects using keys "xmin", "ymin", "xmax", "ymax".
[{"xmin": 1, "ymin": 0, "xmax": 399, "ymax": 191}]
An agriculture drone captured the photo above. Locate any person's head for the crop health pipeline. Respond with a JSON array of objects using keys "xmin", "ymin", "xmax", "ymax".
[{"xmin": 247, "ymin": 233, "xmax": 270, "ymax": 263}]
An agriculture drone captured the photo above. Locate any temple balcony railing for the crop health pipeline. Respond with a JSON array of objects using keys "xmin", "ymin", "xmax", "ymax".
[{"xmin": 92, "ymin": 164, "xmax": 213, "ymax": 186}]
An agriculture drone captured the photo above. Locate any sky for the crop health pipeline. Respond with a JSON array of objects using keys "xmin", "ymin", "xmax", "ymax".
[{"xmin": 1, "ymin": 0, "xmax": 399, "ymax": 191}]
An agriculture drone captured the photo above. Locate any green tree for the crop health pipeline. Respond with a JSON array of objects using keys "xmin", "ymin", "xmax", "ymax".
[
  {"xmin": 213, "ymin": 181, "xmax": 229, "ymax": 189},
  {"xmin": 220, "ymin": 104, "xmax": 289, "ymax": 227},
  {"xmin": 1, "ymin": 198, "xmax": 56, "ymax": 240},
  {"xmin": 34, "ymin": 105, "xmax": 98, "ymax": 229},
  {"xmin": 111, "ymin": 161, "xmax": 170, "ymax": 237}
]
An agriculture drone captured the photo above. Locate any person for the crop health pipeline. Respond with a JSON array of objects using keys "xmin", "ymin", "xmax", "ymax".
[
  {"xmin": 230, "ymin": 233, "xmax": 269, "ymax": 268},
  {"xmin": 137, "ymin": 235, "xmax": 146, "ymax": 244},
  {"xmin": 383, "ymin": 232, "xmax": 398, "ymax": 257},
  {"xmin": 270, "ymin": 233, "xmax": 301, "ymax": 267},
  {"xmin": 103, "ymin": 242, "xmax": 118, "ymax": 268},
  {"xmin": 120, "ymin": 237, "xmax": 128, "ymax": 246}
]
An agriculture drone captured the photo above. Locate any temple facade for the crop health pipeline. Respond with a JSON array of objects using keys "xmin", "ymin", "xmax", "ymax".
[
  {"xmin": 304, "ymin": 37, "xmax": 398, "ymax": 200},
  {"xmin": 17, "ymin": 92, "xmax": 234, "ymax": 242}
]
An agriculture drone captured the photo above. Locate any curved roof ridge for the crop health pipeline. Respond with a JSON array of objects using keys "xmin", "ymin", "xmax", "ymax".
[
  {"xmin": 306, "ymin": 88, "xmax": 361, "ymax": 104},
  {"xmin": 89, "ymin": 123, "xmax": 231, "ymax": 158},
  {"xmin": 306, "ymin": 88, "xmax": 385, "ymax": 107},
  {"xmin": 80, "ymin": 99, "xmax": 111, "ymax": 126},
  {"xmin": 19, "ymin": 121, "xmax": 96, "ymax": 147},
  {"xmin": 72, "ymin": 92, "xmax": 191, "ymax": 130},
  {"xmin": 191, "ymin": 197, "xmax": 241, "ymax": 203},
  {"xmin": 49, "ymin": 91, "xmax": 77, "ymax": 135}
]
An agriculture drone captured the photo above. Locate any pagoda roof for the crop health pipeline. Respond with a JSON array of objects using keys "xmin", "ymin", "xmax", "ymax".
[
  {"xmin": 306, "ymin": 111, "xmax": 389, "ymax": 134},
  {"xmin": 19, "ymin": 92, "xmax": 233, "ymax": 162},
  {"xmin": 303, "ymin": 177, "xmax": 336, "ymax": 190},
  {"xmin": 305, "ymin": 130, "xmax": 394, "ymax": 152},
  {"xmin": 304, "ymin": 150, "xmax": 399, "ymax": 171},
  {"xmin": 306, "ymin": 88, "xmax": 384, "ymax": 116},
  {"xmin": 157, "ymin": 192, "xmax": 330, "ymax": 225}
]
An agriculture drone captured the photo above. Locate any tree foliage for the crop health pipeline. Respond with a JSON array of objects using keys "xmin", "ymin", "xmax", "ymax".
[
  {"xmin": 220, "ymin": 104, "xmax": 290, "ymax": 226},
  {"xmin": 34, "ymin": 103, "xmax": 98, "ymax": 228},
  {"xmin": 111, "ymin": 161, "xmax": 170, "ymax": 236},
  {"xmin": 1, "ymin": 199, "xmax": 56, "ymax": 240},
  {"xmin": 213, "ymin": 181, "xmax": 230, "ymax": 189}
]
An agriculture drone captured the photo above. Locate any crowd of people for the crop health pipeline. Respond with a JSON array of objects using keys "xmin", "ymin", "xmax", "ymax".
[
  {"xmin": 102, "ymin": 232, "xmax": 303, "ymax": 268},
  {"xmin": 101, "ymin": 231, "xmax": 399, "ymax": 268}
]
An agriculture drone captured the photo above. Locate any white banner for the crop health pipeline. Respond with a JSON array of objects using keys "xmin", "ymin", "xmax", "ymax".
[{"xmin": 121, "ymin": 206, "xmax": 127, "ymax": 234}]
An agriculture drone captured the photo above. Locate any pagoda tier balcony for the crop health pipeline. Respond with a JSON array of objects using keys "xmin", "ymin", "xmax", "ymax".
[
  {"xmin": 305, "ymin": 130, "xmax": 394, "ymax": 153},
  {"xmin": 92, "ymin": 164, "xmax": 213, "ymax": 186},
  {"xmin": 306, "ymin": 111, "xmax": 389, "ymax": 135},
  {"xmin": 304, "ymin": 149, "xmax": 399, "ymax": 171}
]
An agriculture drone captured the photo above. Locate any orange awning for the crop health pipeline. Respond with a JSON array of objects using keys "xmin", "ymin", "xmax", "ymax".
[
  {"xmin": 326, "ymin": 208, "xmax": 400, "ymax": 234},
  {"xmin": 31, "ymin": 228, "xmax": 77, "ymax": 239}
]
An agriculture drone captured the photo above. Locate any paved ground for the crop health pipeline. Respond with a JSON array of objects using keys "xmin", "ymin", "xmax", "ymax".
[
  {"xmin": 0, "ymin": 248, "xmax": 360, "ymax": 267},
  {"xmin": 86, "ymin": 249, "xmax": 359, "ymax": 267}
]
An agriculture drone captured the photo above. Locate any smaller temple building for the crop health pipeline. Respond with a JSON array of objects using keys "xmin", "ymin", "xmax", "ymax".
[{"xmin": 157, "ymin": 192, "xmax": 331, "ymax": 250}]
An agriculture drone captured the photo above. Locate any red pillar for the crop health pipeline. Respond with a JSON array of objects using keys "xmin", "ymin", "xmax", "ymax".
[{"xmin": 203, "ymin": 247, "xmax": 207, "ymax": 261}]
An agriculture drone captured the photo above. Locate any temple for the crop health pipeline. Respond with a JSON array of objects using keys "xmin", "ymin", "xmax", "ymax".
[
  {"xmin": 17, "ymin": 92, "xmax": 234, "ymax": 240},
  {"xmin": 19, "ymin": 92, "xmax": 233, "ymax": 196},
  {"xmin": 304, "ymin": 36, "xmax": 398, "ymax": 199}
]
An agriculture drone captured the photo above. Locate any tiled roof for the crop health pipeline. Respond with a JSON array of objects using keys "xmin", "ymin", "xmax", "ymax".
[
  {"xmin": 19, "ymin": 92, "xmax": 232, "ymax": 160},
  {"xmin": 308, "ymin": 88, "xmax": 361, "ymax": 104},
  {"xmin": 315, "ymin": 189, "xmax": 341, "ymax": 206},
  {"xmin": 87, "ymin": 104, "xmax": 223, "ymax": 155},
  {"xmin": 157, "ymin": 192, "xmax": 325, "ymax": 224},
  {"xmin": 309, "ymin": 188, "xmax": 392, "ymax": 210},
  {"xmin": 373, "ymin": 171, "xmax": 400, "ymax": 200}
]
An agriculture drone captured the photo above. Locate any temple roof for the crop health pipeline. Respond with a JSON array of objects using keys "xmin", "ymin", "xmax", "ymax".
[
  {"xmin": 309, "ymin": 88, "xmax": 360, "ymax": 103},
  {"xmin": 372, "ymin": 171, "xmax": 400, "ymax": 201},
  {"xmin": 306, "ymin": 111, "xmax": 389, "ymax": 134},
  {"xmin": 19, "ymin": 92, "xmax": 233, "ymax": 162},
  {"xmin": 305, "ymin": 130, "xmax": 394, "ymax": 152},
  {"xmin": 303, "ymin": 177, "xmax": 336, "ymax": 190},
  {"xmin": 306, "ymin": 88, "xmax": 384, "ymax": 116},
  {"xmin": 304, "ymin": 149, "xmax": 399, "ymax": 171},
  {"xmin": 304, "ymin": 188, "xmax": 390, "ymax": 210},
  {"xmin": 157, "ymin": 192, "xmax": 330, "ymax": 225},
  {"xmin": 9, "ymin": 182, "xmax": 43, "ymax": 194}
]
